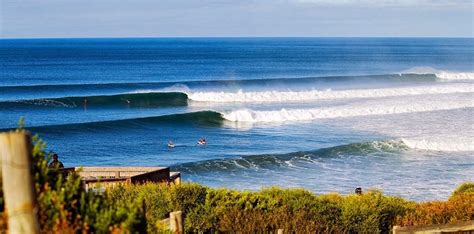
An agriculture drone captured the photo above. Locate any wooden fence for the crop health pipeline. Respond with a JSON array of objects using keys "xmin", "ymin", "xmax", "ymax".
[
  {"xmin": 0, "ymin": 131, "xmax": 40, "ymax": 234},
  {"xmin": 60, "ymin": 166, "xmax": 181, "ymax": 191}
]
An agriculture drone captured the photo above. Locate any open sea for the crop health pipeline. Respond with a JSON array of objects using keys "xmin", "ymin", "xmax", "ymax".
[{"xmin": 1, "ymin": 38, "xmax": 473, "ymax": 201}]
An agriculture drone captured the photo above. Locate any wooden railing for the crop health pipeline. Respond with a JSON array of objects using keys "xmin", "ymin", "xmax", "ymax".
[{"xmin": 59, "ymin": 166, "xmax": 181, "ymax": 191}]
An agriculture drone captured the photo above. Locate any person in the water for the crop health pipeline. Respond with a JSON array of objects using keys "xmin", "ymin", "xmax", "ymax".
[
  {"xmin": 48, "ymin": 153, "xmax": 64, "ymax": 169},
  {"xmin": 197, "ymin": 138, "xmax": 207, "ymax": 145},
  {"xmin": 168, "ymin": 140, "xmax": 175, "ymax": 148}
]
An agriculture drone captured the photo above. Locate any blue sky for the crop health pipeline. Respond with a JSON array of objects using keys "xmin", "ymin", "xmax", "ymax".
[{"xmin": 1, "ymin": 0, "xmax": 472, "ymax": 38}]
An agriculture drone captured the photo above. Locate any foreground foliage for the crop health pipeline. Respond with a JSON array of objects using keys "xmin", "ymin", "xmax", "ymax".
[
  {"xmin": 0, "ymin": 128, "xmax": 146, "ymax": 232},
  {"xmin": 0, "ymin": 128, "xmax": 472, "ymax": 232},
  {"xmin": 106, "ymin": 182, "xmax": 473, "ymax": 233}
]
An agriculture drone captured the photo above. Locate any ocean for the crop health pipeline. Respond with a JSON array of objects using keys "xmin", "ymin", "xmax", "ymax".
[{"xmin": 1, "ymin": 38, "xmax": 472, "ymax": 201}]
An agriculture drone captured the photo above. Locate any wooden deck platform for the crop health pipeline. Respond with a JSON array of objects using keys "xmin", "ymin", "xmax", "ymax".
[{"xmin": 60, "ymin": 166, "xmax": 181, "ymax": 191}]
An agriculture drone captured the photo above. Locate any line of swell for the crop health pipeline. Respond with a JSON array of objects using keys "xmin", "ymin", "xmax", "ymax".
[
  {"xmin": 188, "ymin": 83, "xmax": 473, "ymax": 103},
  {"xmin": 0, "ymin": 73, "xmax": 436, "ymax": 91},
  {"xmin": 222, "ymin": 95, "xmax": 474, "ymax": 122},
  {"xmin": 6, "ymin": 111, "xmax": 224, "ymax": 132},
  {"xmin": 401, "ymin": 67, "xmax": 474, "ymax": 80},
  {"xmin": 11, "ymin": 92, "xmax": 473, "ymax": 128},
  {"xmin": 173, "ymin": 139, "xmax": 472, "ymax": 173},
  {"xmin": 0, "ymin": 92, "xmax": 188, "ymax": 108}
]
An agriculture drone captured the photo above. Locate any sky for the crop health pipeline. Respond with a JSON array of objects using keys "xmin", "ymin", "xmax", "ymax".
[{"xmin": 1, "ymin": 0, "xmax": 473, "ymax": 38}]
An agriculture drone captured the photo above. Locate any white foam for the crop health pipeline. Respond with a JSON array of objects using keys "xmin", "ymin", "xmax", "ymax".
[
  {"xmin": 188, "ymin": 84, "xmax": 473, "ymax": 103},
  {"xmin": 131, "ymin": 84, "xmax": 191, "ymax": 94},
  {"xmin": 401, "ymin": 138, "xmax": 474, "ymax": 152},
  {"xmin": 222, "ymin": 96, "xmax": 474, "ymax": 122},
  {"xmin": 402, "ymin": 67, "xmax": 474, "ymax": 80},
  {"xmin": 435, "ymin": 71, "xmax": 474, "ymax": 80}
]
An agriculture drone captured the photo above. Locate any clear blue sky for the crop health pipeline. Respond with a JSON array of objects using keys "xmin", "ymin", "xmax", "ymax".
[{"xmin": 1, "ymin": 0, "xmax": 472, "ymax": 38}]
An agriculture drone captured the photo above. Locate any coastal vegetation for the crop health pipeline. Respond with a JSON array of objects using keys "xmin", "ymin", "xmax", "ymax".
[{"xmin": 0, "ymin": 130, "xmax": 472, "ymax": 233}]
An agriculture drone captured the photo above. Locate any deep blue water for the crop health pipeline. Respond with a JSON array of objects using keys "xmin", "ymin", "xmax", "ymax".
[{"xmin": 1, "ymin": 38, "xmax": 473, "ymax": 200}]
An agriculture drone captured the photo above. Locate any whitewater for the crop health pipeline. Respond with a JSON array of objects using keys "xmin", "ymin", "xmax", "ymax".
[
  {"xmin": 188, "ymin": 83, "xmax": 473, "ymax": 103},
  {"xmin": 402, "ymin": 67, "xmax": 474, "ymax": 80},
  {"xmin": 221, "ymin": 94, "xmax": 473, "ymax": 122}
]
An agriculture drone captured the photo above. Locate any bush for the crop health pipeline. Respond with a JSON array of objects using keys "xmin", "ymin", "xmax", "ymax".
[
  {"xmin": 107, "ymin": 183, "xmax": 171, "ymax": 232},
  {"xmin": 451, "ymin": 182, "xmax": 474, "ymax": 197},
  {"xmin": 340, "ymin": 190, "xmax": 409, "ymax": 233},
  {"xmin": 0, "ymin": 128, "xmax": 147, "ymax": 233},
  {"xmin": 107, "ymin": 183, "xmax": 473, "ymax": 233},
  {"xmin": 396, "ymin": 187, "xmax": 474, "ymax": 227},
  {"xmin": 169, "ymin": 183, "xmax": 208, "ymax": 215},
  {"xmin": 107, "ymin": 184, "xmax": 411, "ymax": 233}
]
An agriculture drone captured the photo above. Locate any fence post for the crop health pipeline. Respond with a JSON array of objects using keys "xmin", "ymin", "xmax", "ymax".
[
  {"xmin": 0, "ymin": 132, "xmax": 40, "ymax": 234},
  {"xmin": 170, "ymin": 210, "xmax": 183, "ymax": 233},
  {"xmin": 392, "ymin": 225, "xmax": 400, "ymax": 234}
]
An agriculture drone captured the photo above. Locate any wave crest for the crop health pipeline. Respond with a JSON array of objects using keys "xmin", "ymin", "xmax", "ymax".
[
  {"xmin": 401, "ymin": 138, "xmax": 474, "ymax": 152},
  {"xmin": 188, "ymin": 84, "xmax": 473, "ymax": 103},
  {"xmin": 222, "ymin": 98, "xmax": 474, "ymax": 122},
  {"xmin": 402, "ymin": 67, "xmax": 474, "ymax": 80},
  {"xmin": 174, "ymin": 138, "xmax": 471, "ymax": 173}
]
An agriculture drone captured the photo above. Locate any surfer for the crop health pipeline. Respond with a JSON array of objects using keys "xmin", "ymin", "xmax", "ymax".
[
  {"xmin": 168, "ymin": 140, "xmax": 175, "ymax": 148},
  {"xmin": 197, "ymin": 138, "xmax": 207, "ymax": 145},
  {"xmin": 48, "ymin": 153, "xmax": 64, "ymax": 169},
  {"xmin": 83, "ymin": 98, "xmax": 88, "ymax": 111},
  {"xmin": 121, "ymin": 98, "xmax": 131, "ymax": 104}
]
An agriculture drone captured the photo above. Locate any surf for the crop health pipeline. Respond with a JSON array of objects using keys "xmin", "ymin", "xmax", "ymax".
[
  {"xmin": 187, "ymin": 83, "xmax": 473, "ymax": 103},
  {"xmin": 400, "ymin": 138, "xmax": 474, "ymax": 152},
  {"xmin": 221, "ymin": 93, "xmax": 474, "ymax": 122},
  {"xmin": 402, "ymin": 67, "xmax": 474, "ymax": 80},
  {"xmin": 0, "ymin": 73, "xmax": 440, "ymax": 102},
  {"xmin": 11, "ymin": 110, "xmax": 225, "ymax": 132},
  {"xmin": 173, "ymin": 138, "xmax": 472, "ymax": 174}
]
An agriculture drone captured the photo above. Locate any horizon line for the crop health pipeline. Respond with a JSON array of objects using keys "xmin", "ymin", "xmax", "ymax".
[{"xmin": 1, "ymin": 36, "xmax": 473, "ymax": 40}]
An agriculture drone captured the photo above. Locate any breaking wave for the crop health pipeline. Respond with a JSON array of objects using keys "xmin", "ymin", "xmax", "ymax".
[
  {"xmin": 174, "ymin": 140, "xmax": 407, "ymax": 173},
  {"xmin": 402, "ymin": 67, "xmax": 474, "ymax": 80},
  {"xmin": 187, "ymin": 84, "xmax": 473, "ymax": 103},
  {"xmin": 401, "ymin": 138, "xmax": 474, "ymax": 152},
  {"xmin": 174, "ymin": 138, "xmax": 472, "ymax": 173},
  {"xmin": 0, "ymin": 73, "xmax": 439, "ymax": 102},
  {"xmin": 15, "ymin": 111, "xmax": 224, "ymax": 132},
  {"xmin": 222, "ymin": 97, "xmax": 474, "ymax": 122}
]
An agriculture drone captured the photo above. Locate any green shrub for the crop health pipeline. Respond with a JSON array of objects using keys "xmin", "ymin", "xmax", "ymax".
[
  {"xmin": 0, "ymin": 128, "xmax": 147, "ymax": 233},
  {"xmin": 396, "ymin": 189, "xmax": 474, "ymax": 227},
  {"xmin": 340, "ymin": 190, "xmax": 409, "ymax": 233},
  {"xmin": 169, "ymin": 183, "xmax": 208, "ymax": 215},
  {"xmin": 107, "ymin": 183, "xmax": 172, "ymax": 232},
  {"xmin": 451, "ymin": 182, "xmax": 474, "ymax": 197}
]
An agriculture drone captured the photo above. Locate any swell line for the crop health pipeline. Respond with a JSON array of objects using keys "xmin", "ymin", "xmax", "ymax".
[
  {"xmin": 0, "ymin": 73, "xmax": 436, "ymax": 92},
  {"xmin": 173, "ymin": 138, "xmax": 472, "ymax": 173},
  {"xmin": 222, "ymin": 94, "xmax": 474, "ymax": 122},
  {"xmin": 188, "ymin": 83, "xmax": 473, "ymax": 103},
  {"xmin": 11, "ymin": 110, "xmax": 224, "ymax": 132},
  {"xmin": 0, "ymin": 92, "xmax": 188, "ymax": 108}
]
